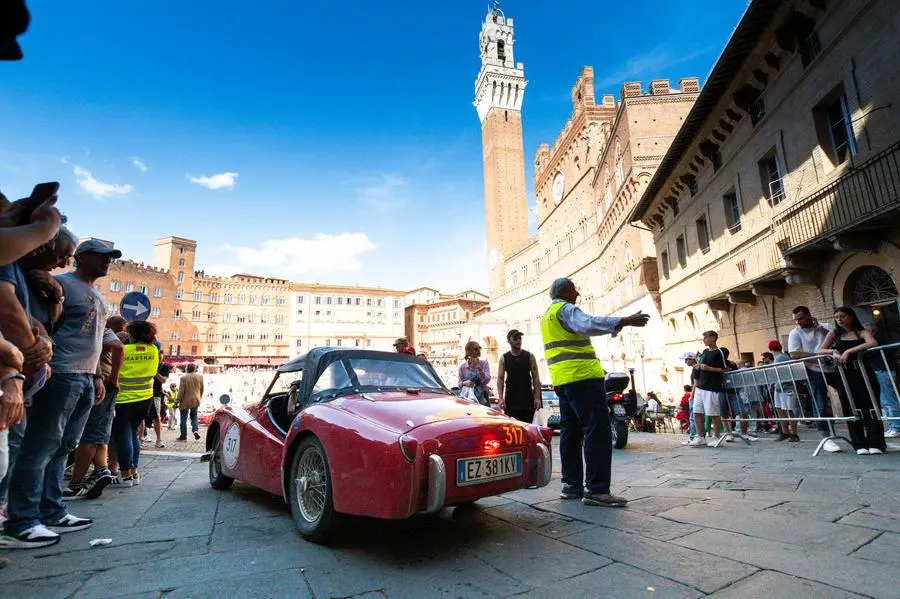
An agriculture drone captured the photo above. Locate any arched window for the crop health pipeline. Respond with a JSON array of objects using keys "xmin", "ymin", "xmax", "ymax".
[
  {"xmin": 849, "ymin": 266, "xmax": 898, "ymax": 306},
  {"xmin": 624, "ymin": 244, "xmax": 633, "ymax": 267},
  {"xmin": 615, "ymin": 140, "xmax": 625, "ymax": 187}
]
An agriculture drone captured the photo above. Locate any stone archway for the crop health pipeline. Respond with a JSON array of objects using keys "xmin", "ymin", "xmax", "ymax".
[
  {"xmin": 482, "ymin": 336, "xmax": 500, "ymax": 369},
  {"xmin": 843, "ymin": 265, "xmax": 900, "ymax": 341}
]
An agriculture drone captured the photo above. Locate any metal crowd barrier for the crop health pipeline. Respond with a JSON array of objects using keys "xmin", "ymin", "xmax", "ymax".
[
  {"xmin": 859, "ymin": 342, "xmax": 900, "ymax": 428},
  {"xmin": 722, "ymin": 355, "xmax": 859, "ymax": 456}
]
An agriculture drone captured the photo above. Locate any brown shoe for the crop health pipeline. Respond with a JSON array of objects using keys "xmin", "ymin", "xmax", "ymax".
[
  {"xmin": 582, "ymin": 492, "xmax": 627, "ymax": 507},
  {"xmin": 0, "ymin": 556, "xmax": 9, "ymax": 569}
]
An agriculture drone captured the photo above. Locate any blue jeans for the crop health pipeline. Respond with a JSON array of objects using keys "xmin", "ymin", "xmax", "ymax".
[
  {"xmin": 112, "ymin": 399, "xmax": 151, "ymax": 471},
  {"xmin": 806, "ymin": 370, "xmax": 833, "ymax": 437},
  {"xmin": 180, "ymin": 408, "xmax": 198, "ymax": 438},
  {"xmin": 4, "ymin": 373, "xmax": 94, "ymax": 535},
  {"xmin": 875, "ymin": 370, "xmax": 900, "ymax": 433},
  {"xmin": 0, "ymin": 413, "xmax": 26, "ymax": 506},
  {"xmin": 554, "ymin": 377, "xmax": 611, "ymax": 494}
]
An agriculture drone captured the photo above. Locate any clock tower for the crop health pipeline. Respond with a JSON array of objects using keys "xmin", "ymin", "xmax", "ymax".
[{"xmin": 474, "ymin": 4, "xmax": 529, "ymax": 296}]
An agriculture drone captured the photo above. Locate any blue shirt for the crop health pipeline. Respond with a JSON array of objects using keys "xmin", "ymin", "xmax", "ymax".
[
  {"xmin": 50, "ymin": 273, "xmax": 107, "ymax": 374},
  {"xmin": 551, "ymin": 299, "xmax": 621, "ymax": 337},
  {"xmin": 0, "ymin": 262, "xmax": 31, "ymax": 317}
]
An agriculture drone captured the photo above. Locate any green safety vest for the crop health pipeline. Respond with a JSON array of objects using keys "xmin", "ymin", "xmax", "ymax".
[
  {"xmin": 541, "ymin": 302, "xmax": 606, "ymax": 387},
  {"xmin": 116, "ymin": 343, "xmax": 159, "ymax": 404}
]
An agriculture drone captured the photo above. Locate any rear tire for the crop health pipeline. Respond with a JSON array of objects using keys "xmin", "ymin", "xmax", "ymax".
[
  {"xmin": 289, "ymin": 437, "xmax": 339, "ymax": 543},
  {"xmin": 613, "ymin": 421, "xmax": 629, "ymax": 449},
  {"xmin": 209, "ymin": 427, "xmax": 234, "ymax": 491}
]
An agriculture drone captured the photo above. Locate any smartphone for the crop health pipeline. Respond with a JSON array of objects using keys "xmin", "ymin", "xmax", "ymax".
[{"xmin": 14, "ymin": 182, "xmax": 59, "ymax": 225}]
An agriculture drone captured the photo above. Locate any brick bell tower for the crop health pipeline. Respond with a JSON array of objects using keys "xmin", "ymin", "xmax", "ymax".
[{"xmin": 474, "ymin": 3, "xmax": 529, "ymax": 296}]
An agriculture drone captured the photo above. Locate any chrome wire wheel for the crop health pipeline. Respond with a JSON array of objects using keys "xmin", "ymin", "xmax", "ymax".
[{"xmin": 295, "ymin": 446, "xmax": 328, "ymax": 523}]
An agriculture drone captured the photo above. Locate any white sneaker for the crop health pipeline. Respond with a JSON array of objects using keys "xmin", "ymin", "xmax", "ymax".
[
  {"xmin": 856, "ymin": 448, "xmax": 870, "ymax": 455},
  {"xmin": 741, "ymin": 433, "xmax": 759, "ymax": 442},
  {"xmin": 885, "ymin": 430, "xmax": 900, "ymax": 438},
  {"xmin": 724, "ymin": 434, "xmax": 735, "ymax": 443},
  {"xmin": 868, "ymin": 448, "xmax": 884, "ymax": 455},
  {"xmin": 707, "ymin": 435, "xmax": 721, "ymax": 446},
  {"xmin": 0, "ymin": 524, "xmax": 60, "ymax": 549},
  {"xmin": 688, "ymin": 437, "xmax": 706, "ymax": 447},
  {"xmin": 822, "ymin": 440, "xmax": 842, "ymax": 453},
  {"xmin": 44, "ymin": 513, "xmax": 93, "ymax": 533}
]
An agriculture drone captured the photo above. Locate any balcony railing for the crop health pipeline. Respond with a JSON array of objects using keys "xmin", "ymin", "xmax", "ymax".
[{"xmin": 774, "ymin": 141, "xmax": 900, "ymax": 253}]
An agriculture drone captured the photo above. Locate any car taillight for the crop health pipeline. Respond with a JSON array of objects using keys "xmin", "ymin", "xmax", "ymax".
[
  {"xmin": 611, "ymin": 393, "xmax": 623, "ymax": 402},
  {"xmin": 483, "ymin": 439, "xmax": 501, "ymax": 452},
  {"xmin": 539, "ymin": 427, "xmax": 553, "ymax": 444},
  {"xmin": 399, "ymin": 434, "xmax": 418, "ymax": 462}
]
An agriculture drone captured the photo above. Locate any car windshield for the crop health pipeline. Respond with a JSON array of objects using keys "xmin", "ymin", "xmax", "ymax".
[
  {"xmin": 311, "ymin": 357, "xmax": 445, "ymax": 400},
  {"xmin": 270, "ymin": 370, "xmax": 303, "ymax": 395}
]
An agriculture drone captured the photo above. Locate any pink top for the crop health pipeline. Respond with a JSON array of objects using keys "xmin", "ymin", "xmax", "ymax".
[{"xmin": 458, "ymin": 359, "xmax": 491, "ymax": 388}]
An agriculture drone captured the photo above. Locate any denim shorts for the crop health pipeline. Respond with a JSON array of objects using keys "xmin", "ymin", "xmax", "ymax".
[{"xmin": 80, "ymin": 387, "xmax": 117, "ymax": 445}]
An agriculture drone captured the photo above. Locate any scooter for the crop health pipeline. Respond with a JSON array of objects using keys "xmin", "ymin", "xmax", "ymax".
[{"xmin": 606, "ymin": 369, "xmax": 639, "ymax": 449}]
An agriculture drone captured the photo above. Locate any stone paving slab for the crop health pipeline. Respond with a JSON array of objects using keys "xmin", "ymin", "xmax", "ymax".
[
  {"xmin": 852, "ymin": 531, "xmax": 900, "ymax": 565},
  {"xmin": 837, "ymin": 506, "xmax": 900, "ymax": 533},
  {"xmin": 673, "ymin": 528, "xmax": 899, "ymax": 599},
  {"xmin": 513, "ymin": 562, "xmax": 704, "ymax": 599},
  {"xmin": 706, "ymin": 570, "xmax": 869, "ymax": 599},
  {"xmin": 562, "ymin": 525, "xmax": 758, "ymax": 594},
  {"xmin": 535, "ymin": 498, "xmax": 702, "ymax": 541}
]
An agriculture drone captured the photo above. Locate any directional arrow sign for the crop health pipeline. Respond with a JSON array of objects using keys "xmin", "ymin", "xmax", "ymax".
[{"xmin": 120, "ymin": 291, "xmax": 152, "ymax": 322}]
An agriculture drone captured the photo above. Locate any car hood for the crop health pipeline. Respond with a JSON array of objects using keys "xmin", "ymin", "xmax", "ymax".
[{"xmin": 335, "ymin": 391, "xmax": 506, "ymax": 433}]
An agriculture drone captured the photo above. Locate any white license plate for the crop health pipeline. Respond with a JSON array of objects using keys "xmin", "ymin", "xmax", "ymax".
[
  {"xmin": 456, "ymin": 453, "xmax": 522, "ymax": 487},
  {"xmin": 613, "ymin": 404, "xmax": 626, "ymax": 416}
]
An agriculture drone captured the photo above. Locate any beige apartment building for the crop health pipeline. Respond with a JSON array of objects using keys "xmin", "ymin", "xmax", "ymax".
[
  {"xmin": 89, "ymin": 236, "xmax": 412, "ymax": 365},
  {"xmin": 474, "ymin": 6, "xmax": 699, "ymax": 394},
  {"xmin": 633, "ymin": 0, "xmax": 900, "ymax": 397}
]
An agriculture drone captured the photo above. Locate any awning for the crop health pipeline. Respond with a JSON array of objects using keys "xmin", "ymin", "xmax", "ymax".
[{"xmin": 219, "ymin": 357, "xmax": 290, "ymax": 366}]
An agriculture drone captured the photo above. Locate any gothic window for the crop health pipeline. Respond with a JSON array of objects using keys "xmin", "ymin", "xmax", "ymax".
[
  {"xmin": 850, "ymin": 266, "xmax": 898, "ymax": 306},
  {"xmin": 615, "ymin": 141, "xmax": 625, "ymax": 187},
  {"xmin": 497, "ymin": 39, "xmax": 506, "ymax": 61}
]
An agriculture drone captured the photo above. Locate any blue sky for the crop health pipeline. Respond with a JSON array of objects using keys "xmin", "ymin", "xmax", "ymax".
[{"xmin": 1, "ymin": 1, "xmax": 747, "ymax": 293}]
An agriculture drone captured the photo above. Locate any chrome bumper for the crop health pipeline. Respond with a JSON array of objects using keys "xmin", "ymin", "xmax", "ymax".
[
  {"xmin": 535, "ymin": 443, "xmax": 552, "ymax": 488},
  {"xmin": 424, "ymin": 454, "xmax": 446, "ymax": 513}
]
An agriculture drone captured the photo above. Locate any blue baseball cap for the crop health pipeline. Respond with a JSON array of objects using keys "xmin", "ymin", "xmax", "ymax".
[{"xmin": 74, "ymin": 239, "xmax": 122, "ymax": 259}]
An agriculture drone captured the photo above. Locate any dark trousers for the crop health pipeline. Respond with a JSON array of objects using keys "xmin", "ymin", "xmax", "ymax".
[
  {"xmin": 837, "ymin": 366, "xmax": 886, "ymax": 452},
  {"xmin": 555, "ymin": 377, "xmax": 611, "ymax": 494},
  {"xmin": 112, "ymin": 399, "xmax": 151, "ymax": 471},
  {"xmin": 505, "ymin": 406, "xmax": 535, "ymax": 424},
  {"xmin": 179, "ymin": 408, "xmax": 199, "ymax": 438}
]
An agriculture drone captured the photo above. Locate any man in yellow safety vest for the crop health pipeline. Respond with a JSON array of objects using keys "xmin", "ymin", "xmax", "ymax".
[{"xmin": 541, "ymin": 277, "xmax": 648, "ymax": 508}]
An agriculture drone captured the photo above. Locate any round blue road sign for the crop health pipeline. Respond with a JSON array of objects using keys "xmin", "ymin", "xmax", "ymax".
[{"xmin": 120, "ymin": 291, "xmax": 152, "ymax": 322}]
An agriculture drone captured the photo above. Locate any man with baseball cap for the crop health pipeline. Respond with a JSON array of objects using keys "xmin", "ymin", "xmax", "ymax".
[
  {"xmin": 392, "ymin": 337, "xmax": 415, "ymax": 356},
  {"xmin": 496, "ymin": 329, "xmax": 542, "ymax": 424},
  {"xmin": 2, "ymin": 238, "xmax": 119, "ymax": 548}
]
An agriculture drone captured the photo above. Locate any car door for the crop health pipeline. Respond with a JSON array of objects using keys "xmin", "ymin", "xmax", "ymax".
[{"xmin": 238, "ymin": 371, "xmax": 303, "ymax": 495}]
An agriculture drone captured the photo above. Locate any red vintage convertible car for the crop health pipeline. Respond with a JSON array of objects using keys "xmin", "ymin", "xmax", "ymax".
[{"xmin": 203, "ymin": 348, "xmax": 553, "ymax": 542}]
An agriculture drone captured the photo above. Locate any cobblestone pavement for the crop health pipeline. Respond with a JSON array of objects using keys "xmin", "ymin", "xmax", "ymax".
[{"xmin": 2, "ymin": 432, "xmax": 899, "ymax": 598}]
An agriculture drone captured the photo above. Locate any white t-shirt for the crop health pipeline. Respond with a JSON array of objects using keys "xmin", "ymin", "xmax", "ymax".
[{"xmin": 787, "ymin": 325, "xmax": 832, "ymax": 372}]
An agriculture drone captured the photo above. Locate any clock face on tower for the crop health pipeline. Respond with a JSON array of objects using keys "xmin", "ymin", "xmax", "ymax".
[
  {"xmin": 552, "ymin": 171, "xmax": 565, "ymax": 205},
  {"xmin": 489, "ymin": 248, "xmax": 499, "ymax": 270}
]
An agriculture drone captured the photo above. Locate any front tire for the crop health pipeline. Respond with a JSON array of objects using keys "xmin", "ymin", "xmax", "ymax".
[
  {"xmin": 209, "ymin": 427, "xmax": 234, "ymax": 491},
  {"xmin": 613, "ymin": 420, "xmax": 629, "ymax": 449},
  {"xmin": 289, "ymin": 436, "xmax": 339, "ymax": 543}
]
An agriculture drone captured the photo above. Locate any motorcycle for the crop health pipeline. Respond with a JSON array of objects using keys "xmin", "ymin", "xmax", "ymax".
[{"xmin": 606, "ymin": 369, "xmax": 639, "ymax": 449}]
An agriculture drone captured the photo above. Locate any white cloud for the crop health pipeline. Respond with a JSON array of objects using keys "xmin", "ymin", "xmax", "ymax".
[
  {"xmin": 354, "ymin": 174, "xmax": 408, "ymax": 212},
  {"xmin": 206, "ymin": 233, "xmax": 377, "ymax": 278},
  {"xmin": 72, "ymin": 165, "xmax": 133, "ymax": 200},
  {"xmin": 187, "ymin": 172, "xmax": 238, "ymax": 190},
  {"xmin": 131, "ymin": 157, "xmax": 149, "ymax": 173}
]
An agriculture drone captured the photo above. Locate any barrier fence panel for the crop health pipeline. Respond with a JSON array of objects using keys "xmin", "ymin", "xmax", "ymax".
[
  {"xmin": 859, "ymin": 342, "xmax": 900, "ymax": 431},
  {"xmin": 722, "ymin": 355, "xmax": 860, "ymax": 456}
]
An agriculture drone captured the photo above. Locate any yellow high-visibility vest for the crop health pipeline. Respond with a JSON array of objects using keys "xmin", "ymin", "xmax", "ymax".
[
  {"xmin": 541, "ymin": 302, "xmax": 605, "ymax": 387},
  {"xmin": 116, "ymin": 343, "xmax": 159, "ymax": 404}
]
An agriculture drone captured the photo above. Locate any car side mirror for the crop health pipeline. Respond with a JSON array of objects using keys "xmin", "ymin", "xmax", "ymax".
[{"xmin": 219, "ymin": 394, "xmax": 231, "ymax": 405}]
